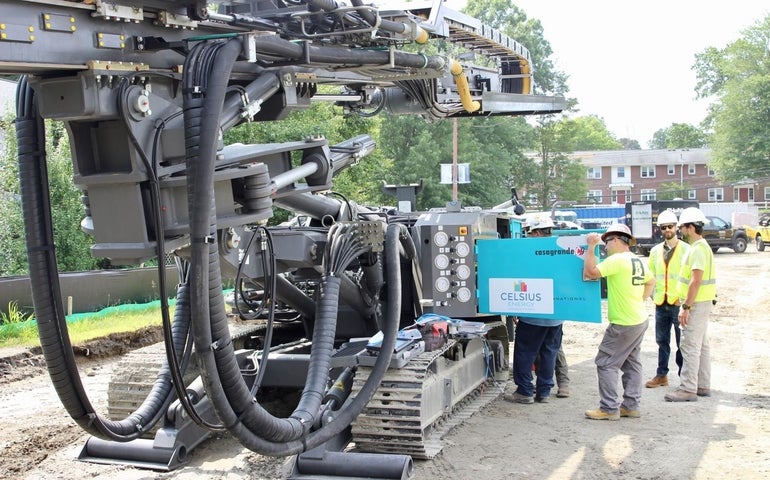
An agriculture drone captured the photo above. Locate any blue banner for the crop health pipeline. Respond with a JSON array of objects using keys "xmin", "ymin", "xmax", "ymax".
[{"xmin": 477, "ymin": 236, "xmax": 601, "ymax": 323}]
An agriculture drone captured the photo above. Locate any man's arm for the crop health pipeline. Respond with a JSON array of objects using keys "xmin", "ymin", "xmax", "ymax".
[
  {"xmin": 643, "ymin": 278, "xmax": 655, "ymax": 301},
  {"xmin": 583, "ymin": 233, "xmax": 602, "ymax": 280}
]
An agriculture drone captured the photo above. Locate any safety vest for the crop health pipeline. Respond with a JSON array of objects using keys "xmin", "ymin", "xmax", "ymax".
[
  {"xmin": 677, "ymin": 238, "xmax": 717, "ymax": 303},
  {"xmin": 649, "ymin": 240, "xmax": 689, "ymax": 306}
]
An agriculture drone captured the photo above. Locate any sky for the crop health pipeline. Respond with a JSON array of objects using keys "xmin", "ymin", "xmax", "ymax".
[{"xmin": 444, "ymin": 0, "xmax": 770, "ymax": 147}]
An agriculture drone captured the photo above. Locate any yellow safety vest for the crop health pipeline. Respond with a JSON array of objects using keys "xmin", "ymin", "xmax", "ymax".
[
  {"xmin": 677, "ymin": 238, "xmax": 717, "ymax": 303},
  {"xmin": 649, "ymin": 240, "xmax": 689, "ymax": 306}
]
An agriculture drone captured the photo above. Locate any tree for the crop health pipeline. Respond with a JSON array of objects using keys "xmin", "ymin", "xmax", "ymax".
[
  {"xmin": 694, "ymin": 16, "xmax": 770, "ymax": 182},
  {"xmin": 564, "ymin": 115, "xmax": 623, "ymax": 151},
  {"xmin": 618, "ymin": 138, "xmax": 641, "ymax": 150},
  {"xmin": 656, "ymin": 181, "xmax": 690, "ymax": 201},
  {"xmin": 649, "ymin": 123, "xmax": 707, "ymax": 150},
  {"xmin": 0, "ymin": 118, "xmax": 99, "ymax": 275},
  {"xmin": 523, "ymin": 117, "xmax": 587, "ymax": 210},
  {"xmin": 463, "ymin": 0, "xmax": 568, "ymax": 95}
]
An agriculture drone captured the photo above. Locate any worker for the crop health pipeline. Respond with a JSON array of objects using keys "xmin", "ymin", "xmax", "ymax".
[
  {"xmin": 582, "ymin": 224, "xmax": 654, "ymax": 420},
  {"xmin": 665, "ymin": 207, "xmax": 716, "ymax": 402},
  {"xmin": 505, "ymin": 215, "xmax": 564, "ymax": 404},
  {"xmin": 645, "ymin": 210, "xmax": 689, "ymax": 388}
]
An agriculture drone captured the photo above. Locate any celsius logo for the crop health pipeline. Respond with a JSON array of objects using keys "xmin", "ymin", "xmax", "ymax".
[
  {"xmin": 489, "ymin": 277, "xmax": 554, "ymax": 314},
  {"xmin": 500, "ymin": 280, "xmax": 541, "ymax": 302}
]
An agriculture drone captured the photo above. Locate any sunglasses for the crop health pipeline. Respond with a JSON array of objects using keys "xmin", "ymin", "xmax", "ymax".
[
  {"xmin": 660, "ymin": 224, "xmax": 676, "ymax": 230},
  {"xmin": 604, "ymin": 236, "xmax": 619, "ymax": 243}
]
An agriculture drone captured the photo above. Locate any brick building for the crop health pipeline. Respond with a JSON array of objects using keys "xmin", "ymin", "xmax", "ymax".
[{"xmin": 574, "ymin": 148, "xmax": 770, "ymax": 206}]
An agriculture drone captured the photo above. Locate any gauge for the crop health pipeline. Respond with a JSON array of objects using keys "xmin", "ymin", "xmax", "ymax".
[
  {"xmin": 435, "ymin": 277, "xmax": 450, "ymax": 292},
  {"xmin": 455, "ymin": 242, "xmax": 470, "ymax": 257},
  {"xmin": 457, "ymin": 287, "xmax": 472, "ymax": 303},
  {"xmin": 434, "ymin": 254, "xmax": 450, "ymax": 269},
  {"xmin": 433, "ymin": 230, "xmax": 449, "ymax": 247},
  {"xmin": 456, "ymin": 264, "xmax": 471, "ymax": 280}
]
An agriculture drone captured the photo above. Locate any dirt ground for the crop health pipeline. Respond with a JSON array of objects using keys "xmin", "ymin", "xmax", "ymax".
[{"xmin": 1, "ymin": 247, "xmax": 768, "ymax": 480}]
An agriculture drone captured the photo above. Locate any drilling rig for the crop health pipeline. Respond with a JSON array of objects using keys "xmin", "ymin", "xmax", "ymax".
[{"xmin": 1, "ymin": 1, "xmax": 566, "ymax": 477}]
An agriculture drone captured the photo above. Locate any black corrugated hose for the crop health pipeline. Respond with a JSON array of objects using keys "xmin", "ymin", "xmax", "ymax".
[{"xmin": 15, "ymin": 77, "xmax": 186, "ymax": 441}]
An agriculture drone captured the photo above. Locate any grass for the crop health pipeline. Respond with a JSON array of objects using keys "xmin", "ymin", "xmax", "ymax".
[{"xmin": 0, "ymin": 302, "xmax": 167, "ymax": 349}]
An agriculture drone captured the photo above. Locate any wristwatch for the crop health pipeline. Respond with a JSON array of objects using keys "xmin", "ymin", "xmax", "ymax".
[{"xmin": 681, "ymin": 304, "xmax": 691, "ymax": 310}]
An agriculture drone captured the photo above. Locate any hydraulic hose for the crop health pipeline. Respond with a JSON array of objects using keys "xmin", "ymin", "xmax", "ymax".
[
  {"xmin": 16, "ymin": 77, "xmax": 183, "ymax": 441},
  {"xmin": 450, "ymin": 60, "xmax": 481, "ymax": 113},
  {"xmin": 182, "ymin": 39, "xmax": 403, "ymax": 454}
]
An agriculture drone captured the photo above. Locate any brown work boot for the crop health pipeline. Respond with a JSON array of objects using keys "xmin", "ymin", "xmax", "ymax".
[
  {"xmin": 584, "ymin": 408, "xmax": 620, "ymax": 421},
  {"xmin": 645, "ymin": 375, "xmax": 668, "ymax": 388},
  {"xmin": 619, "ymin": 407, "xmax": 641, "ymax": 418},
  {"xmin": 697, "ymin": 388, "xmax": 711, "ymax": 397},
  {"xmin": 664, "ymin": 389, "xmax": 697, "ymax": 402},
  {"xmin": 556, "ymin": 386, "xmax": 570, "ymax": 398}
]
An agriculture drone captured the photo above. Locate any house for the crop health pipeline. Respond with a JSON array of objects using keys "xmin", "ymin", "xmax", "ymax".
[{"xmin": 576, "ymin": 148, "xmax": 769, "ymax": 206}]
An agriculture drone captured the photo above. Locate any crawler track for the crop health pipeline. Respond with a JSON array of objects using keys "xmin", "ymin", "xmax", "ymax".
[{"xmin": 351, "ymin": 338, "xmax": 501, "ymax": 459}]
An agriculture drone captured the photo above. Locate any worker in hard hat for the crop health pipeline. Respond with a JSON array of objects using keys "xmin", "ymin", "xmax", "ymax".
[
  {"xmin": 506, "ymin": 215, "xmax": 566, "ymax": 404},
  {"xmin": 645, "ymin": 210, "xmax": 690, "ymax": 389},
  {"xmin": 582, "ymin": 224, "xmax": 655, "ymax": 420},
  {"xmin": 664, "ymin": 207, "xmax": 716, "ymax": 402}
]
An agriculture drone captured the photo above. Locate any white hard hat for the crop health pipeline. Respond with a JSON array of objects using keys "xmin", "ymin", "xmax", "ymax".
[
  {"xmin": 677, "ymin": 207, "xmax": 709, "ymax": 226},
  {"xmin": 657, "ymin": 209, "xmax": 679, "ymax": 226},
  {"xmin": 527, "ymin": 215, "xmax": 555, "ymax": 231},
  {"xmin": 601, "ymin": 223, "xmax": 636, "ymax": 246}
]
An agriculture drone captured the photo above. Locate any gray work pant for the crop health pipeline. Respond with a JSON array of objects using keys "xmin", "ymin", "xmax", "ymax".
[
  {"xmin": 595, "ymin": 320, "xmax": 649, "ymax": 413},
  {"xmin": 679, "ymin": 301, "xmax": 712, "ymax": 393}
]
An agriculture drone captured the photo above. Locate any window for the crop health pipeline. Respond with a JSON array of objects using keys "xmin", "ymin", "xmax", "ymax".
[
  {"xmin": 765, "ymin": 187, "xmax": 770, "ymax": 201},
  {"xmin": 640, "ymin": 166, "xmax": 656, "ymax": 178},
  {"xmin": 667, "ymin": 164, "xmax": 676, "ymax": 175},
  {"xmin": 611, "ymin": 189, "xmax": 631, "ymax": 203},
  {"xmin": 587, "ymin": 190, "xmax": 603, "ymax": 203},
  {"xmin": 688, "ymin": 164, "xmax": 696, "ymax": 175},
  {"xmin": 708, "ymin": 187, "xmax": 724, "ymax": 202},
  {"xmin": 586, "ymin": 167, "xmax": 601, "ymax": 179},
  {"xmin": 688, "ymin": 189, "xmax": 697, "ymax": 200},
  {"xmin": 616, "ymin": 166, "xmax": 626, "ymax": 178},
  {"xmin": 640, "ymin": 189, "xmax": 656, "ymax": 201},
  {"xmin": 707, "ymin": 167, "xmax": 716, "ymax": 177},
  {"xmin": 527, "ymin": 193, "xmax": 538, "ymax": 205}
]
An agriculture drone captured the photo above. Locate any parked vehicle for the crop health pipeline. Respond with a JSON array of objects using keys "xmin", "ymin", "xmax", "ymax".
[
  {"xmin": 743, "ymin": 212, "xmax": 770, "ymax": 251},
  {"xmin": 703, "ymin": 216, "xmax": 748, "ymax": 253}
]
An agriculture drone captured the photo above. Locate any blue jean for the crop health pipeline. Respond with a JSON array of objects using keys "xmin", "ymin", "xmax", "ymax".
[
  {"xmin": 513, "ymin": 321, "xmax": 563, "ymax": 398},
  {"xmin": 655, "ymin": 303, "xmax": 683, "ymax": 376}
]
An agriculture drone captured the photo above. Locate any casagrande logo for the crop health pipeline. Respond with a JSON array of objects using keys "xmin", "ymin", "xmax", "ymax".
[{"xmin": 489, "ymin": 278, "xmax": 554, "ymax": 314}]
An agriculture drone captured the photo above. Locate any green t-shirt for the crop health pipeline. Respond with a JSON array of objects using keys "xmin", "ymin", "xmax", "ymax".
[{"xmin": 597, "ymin": 251, "xmax": 652, "ymax": 326}]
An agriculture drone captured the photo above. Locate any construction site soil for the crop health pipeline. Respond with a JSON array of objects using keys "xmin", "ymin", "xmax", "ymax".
[{"xmin": 1, "ymin": 249, "xmax": 768, "ymax": 480}]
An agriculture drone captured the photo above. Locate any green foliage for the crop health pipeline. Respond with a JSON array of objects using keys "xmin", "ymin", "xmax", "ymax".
[
  {"xmin": 657, "ymin": 181, "xmax": 690, "ymax": 201},
  {"xmin": 0, "ymin": 116, "xmax": 99, "ymax": 275},
  {"xmin": 619, "ymin": 138, "xmax": 642, "ymax": 150},
  {"xmin": 693, "ymin": 15, "xmax": 770, "ymax": 181},
  {"xmin": 525, "ymin": 117, "xmax": 587, "ymax": 209},
  {"xmin": 463, "ymin": 0, "xmax": 568, "ymax": 95},
  {"xmin": 649, "ymin": 123, "xmax": 707, "ymax": 150},
  {"xmin": 563, "ymin": 115, "xmax": 623, "ymax": 151},
  {"xmin": 0, "ymin": 300, "xmax": 33, "ymax": 325}
]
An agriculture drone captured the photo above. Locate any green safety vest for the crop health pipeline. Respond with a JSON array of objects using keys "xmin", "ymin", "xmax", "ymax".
[
  {"xmin": 677, "ymin": 238, "xmax": 717, "ymax": 303},
  {"xmin": 649, "ymin": 240, "xmax": 689, "ymax": 306}
]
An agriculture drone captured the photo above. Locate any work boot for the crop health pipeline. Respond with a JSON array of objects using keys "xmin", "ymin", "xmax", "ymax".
[
  {"xmin": 504, "ymin": 392, "xmax": 534, "ymax": 404},
  {"xmin": 697, "ymin": 388, "xmax": 712, "ymax": 397},
  {"xmin": 535, "ymin": 395, "xmax": 550, "ymax": 403},
  {"xmin": 645, "ymin": 375, "xmax": 668, "ymax": 388},
  {"xmin": 556, "ymin": 386, "xmax": 570, "ymax": 398},
  {"xmin": 664, "ymin": 389, "xmax": 697, "ymax": 402},
  {"xmin": 619, "ymin": 407, "xmax": 641, "ymax": 418},
  {"xmin": 584, "ymin": 409, "xmax": 620, "ymax": 421}
]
